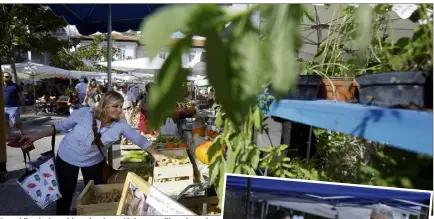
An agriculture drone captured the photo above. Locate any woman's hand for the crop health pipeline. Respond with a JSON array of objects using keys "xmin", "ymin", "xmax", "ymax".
[
  {"xmin": 154, "ymin": 153, "xmax": 169, "ymax": 164},
  {"xmin": 19, "ymin": 134, "xmax": 40, "ymax": 150}
]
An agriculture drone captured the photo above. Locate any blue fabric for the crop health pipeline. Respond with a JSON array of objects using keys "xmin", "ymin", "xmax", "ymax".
[
  {"xmin": 226, "ymin": 175, "xmax": 431, "ymax": 206},
  {"xmin": 4, "ymin": 107, "xmax": 20, "ymax": 124},
  {"xmin": 4, "ymin": 82, "xmax": 22, "ymax": 107},
  {"xmin": 54, "ymin": 107, "xmax": 152, "ymax": 167},
  {"xmin": 268, "ymin": 100, "xmax": 433, "ymax": 155},
  {"xmin": 46, "ymin": 4, "xmax": 168, "ymax": 35}
]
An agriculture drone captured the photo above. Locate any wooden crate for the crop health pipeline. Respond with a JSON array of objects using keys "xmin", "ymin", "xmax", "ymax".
[
  {"xmin": 178, "ymin": 196, "xmax": 221, "ymax": 216},
  {"xmin": 120, "ymin": 144, "xmax": 141, "ymax": 150},
  {"xmin": 153, "ymin": 148, "xmax": 194, "ymax": 196},
  {"xmin": 76, "ymin": 181, "xmax": 124, "ymax": 216}
]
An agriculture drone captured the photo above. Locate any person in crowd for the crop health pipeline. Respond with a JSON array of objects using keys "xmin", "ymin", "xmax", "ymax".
[
  {"xmin": 3, "ymin": 72, "xmax": 26, "ymax": 140},
  {"xmin": 94, "ymin": 85, "xmax": 107, "ymax": 107},
  {"xmin": 138, "ymin": 83, "xmax": 156, "ymax": 135},
  {"xmin": 67, "ymin": 90, "xmax": 80, "ymax": 115},
  {"xmin": 119, "ymin": 82, "xmax": 137, "ymax": 119},
  {"xmin": 129, "ymin": 84, "xmax": 140, "ymax": 105},
  {"xmin": 83, "ymin": 79, "xmax": 98, "ymax": 107},
  {"xmin": 75, "ymin": 77, "xmax": 87, "ymax": 104},
  {"xmin": 19, "ymin": 91, "xmax": 168, "ymax": 215},
  {"xmin": 265, "ymin": 209, "xmax": 290, "ymax": 219},
  {"xmin": 208, "ymin": 87, "xmax": 215, "ymax": 108},
  {"xmin": 370, "ymin": 204, "xmax": 394, "ymax": 219}
]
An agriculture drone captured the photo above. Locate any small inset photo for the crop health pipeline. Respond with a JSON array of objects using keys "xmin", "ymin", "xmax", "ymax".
[{"xmin": 223, "ymin": 174, "xmax": 432, "ymax": 219}]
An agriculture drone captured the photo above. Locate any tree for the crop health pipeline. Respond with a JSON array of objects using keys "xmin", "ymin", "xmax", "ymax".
[
  {"xmin": 0, "ymin": 4, "xmax": 69, "ymax": 82},
  {"xmin": 50, "ymin": 34, "xmax": 119, "ymax": 73}
]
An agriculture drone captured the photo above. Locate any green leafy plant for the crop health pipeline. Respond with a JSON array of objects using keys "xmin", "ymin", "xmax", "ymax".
[
  {"xmin": 139, "ymin": 4, "xmax": 376, "ymax": 207},
  {"xmin": 50, "ymin": 34, "xmax": 119, "ymax": 72},
  {"xmin": 0, "ymin": 4, "xmax": 69, "ymax": 82}
]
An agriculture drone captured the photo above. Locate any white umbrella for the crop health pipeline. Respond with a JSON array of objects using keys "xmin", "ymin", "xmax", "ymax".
[
  {"xmin": 97, "ymin": 57, "xmax": 166, "ymax": 73},
  {"xmin": 1, "ymin": 62, "xmax": 69, "ymax": 80}
]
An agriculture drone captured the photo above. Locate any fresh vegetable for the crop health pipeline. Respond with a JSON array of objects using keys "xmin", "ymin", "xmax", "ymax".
[
  {"xmin": 195, "ymin": 141, "xmax": 225, "ymax": 165},
  {"xmin": 157, "ymin": 155, "xmax": 190, "ymax": 167},
  {"xmin": 192, "ymin": 128, "xmax": 206, "ymax": 138}
]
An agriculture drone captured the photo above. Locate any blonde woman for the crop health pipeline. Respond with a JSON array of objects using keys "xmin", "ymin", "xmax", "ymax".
[
  {"xmin": 20, "ymin": 91, "xmax": 167, "ymax": 215},
  {"xmin": 83, "ymin": 78, "xmax": 98, "ymax": 107}
]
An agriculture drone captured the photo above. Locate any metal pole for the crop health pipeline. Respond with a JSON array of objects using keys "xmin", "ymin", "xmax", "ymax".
[
  {"xmin": 245, "ymin": 178, "xmax": 252, "ymax": 219},
  {"xmin": 107, "ymin": 4, "xmax": 113, "ymax": 167}
]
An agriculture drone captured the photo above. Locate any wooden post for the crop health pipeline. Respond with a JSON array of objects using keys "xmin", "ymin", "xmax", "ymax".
[{"xmin": 0, "ymin": 60, "xmax": 7, "ymax": 166}]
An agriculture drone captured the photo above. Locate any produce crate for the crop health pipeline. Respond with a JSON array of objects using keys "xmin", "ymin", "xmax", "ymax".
[
  {"xmin": 76, "ymin": 181, "xmax": 123, "ymax": 216},
  {"xmin": 153, "ymin": 148, "xmax": 194, "ymax": 196},
  {"xmin": 178, "ymin": 196, "xmax": 221, "ymax": 216},
  {"xmin": 120, "ymin": 144, "xmax": 141, "ymax": 150}
]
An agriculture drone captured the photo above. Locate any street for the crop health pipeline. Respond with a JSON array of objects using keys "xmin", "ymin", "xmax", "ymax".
[{"xmin": 0, "ymin": 116, "xmax": 123, "ymax": 215}]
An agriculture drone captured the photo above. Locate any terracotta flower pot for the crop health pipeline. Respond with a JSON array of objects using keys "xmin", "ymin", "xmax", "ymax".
[{"xmin": 318, "ymin": 77, "xmax": 358, "ymax": 102}]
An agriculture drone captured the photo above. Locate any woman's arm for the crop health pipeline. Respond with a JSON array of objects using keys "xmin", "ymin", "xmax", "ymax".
[
  {"xmin": 83, "ymin": 89, "xmax": 89, "ymax": 103},
  {"xmin": 121, "ymin": 121, "xmax": 166, "ymax": 161}
]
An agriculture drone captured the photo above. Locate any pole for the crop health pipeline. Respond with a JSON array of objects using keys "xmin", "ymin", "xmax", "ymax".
[
  {"xmin": 0, "ymin": 57, "xmax": 7, "ymax": 170},
  {"xmin": 245, "ymin": 177, "xmax": 252, "ymax": 219},
  {"xmin": 107, "ymin": 4, "xmax": 113, "ymax": 167}
]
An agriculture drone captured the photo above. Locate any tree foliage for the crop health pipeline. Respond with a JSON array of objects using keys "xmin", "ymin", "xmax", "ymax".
[
  {"xmin": 50, "ymin": 34, "xmax": 119, "ymax": 72},
  {"xmin": 0, "ymin": 4, "xmax": 69, "ymax": 81}
]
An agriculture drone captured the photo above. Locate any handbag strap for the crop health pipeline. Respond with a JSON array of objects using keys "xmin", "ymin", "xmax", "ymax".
[
  {"xmin": 22, "ymin": 150, "xmax": 31, "ymax": 173},
  {"xmin": 92, "ymin": 115, "xmax": 107, "ymax": 161},
  {"xmin": 51, "ymin": 124, "xmax": 56, "ymax": 160}
]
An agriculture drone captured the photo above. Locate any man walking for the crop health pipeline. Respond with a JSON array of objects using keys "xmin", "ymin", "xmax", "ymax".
[
  {"xmin": 4, "ymin": 72, "xmax": 26, "ymax": 140},
  {"xmin": 75, "ymin": 77, "xmax": 88, "ymax": 105}
]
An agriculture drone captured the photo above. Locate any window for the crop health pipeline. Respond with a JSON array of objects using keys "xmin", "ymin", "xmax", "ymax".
[
  {"xmin": 159, "ymin": 52, "xmax": 167, "ymax": 59},
  {"xmin": 117, "ymin": 46, "xmax": 126, "ymax": 61},
  {"xmin": 200, "ymin": 52, "xmax": 206, "ymax": 62},
  {"xmin": 189, "ymin": 52, "xmax": 196, "ymax": 62}
]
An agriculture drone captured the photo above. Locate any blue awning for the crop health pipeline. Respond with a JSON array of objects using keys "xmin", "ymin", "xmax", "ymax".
[
  {"xmin": 45, "ymin": 4, "xmax": 168, "ymax": 35},
  {"xmin": 226, "ymin": 175, "xmax": 431, "ymax": 206},
  {"xmin": 268, "ymin": 100, "xmax": 433, "ymax": 155}
]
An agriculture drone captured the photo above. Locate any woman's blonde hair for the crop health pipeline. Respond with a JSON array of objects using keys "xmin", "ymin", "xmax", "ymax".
[
  {"xmin": 87, "ymin": 79, "xmax": 98, "ymax": 91},
  {"xmin": 94, "ymin": 91, "xmax": 124, "ymax": 121}
]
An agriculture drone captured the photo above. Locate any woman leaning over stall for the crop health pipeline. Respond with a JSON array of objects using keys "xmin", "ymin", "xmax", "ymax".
[{"xmin": 20, "ymin": 91, "xmax": 167, "ymax": 215}]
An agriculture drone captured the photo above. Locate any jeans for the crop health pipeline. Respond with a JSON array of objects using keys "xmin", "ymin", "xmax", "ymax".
[{"xmin": 55, "ymin": 156, "xmax": 103, "ymax": 215}]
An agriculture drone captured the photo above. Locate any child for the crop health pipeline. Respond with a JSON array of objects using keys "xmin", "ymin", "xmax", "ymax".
[{"xmin": 68, "ymin": 91, "xmax": 80, "ymax": 114}]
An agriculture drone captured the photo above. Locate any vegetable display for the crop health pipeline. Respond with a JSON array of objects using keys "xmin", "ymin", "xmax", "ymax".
[
  {"xmin": 120, "ymin": 151, "xmax": 151, "ymax": 163},
  {"xmin": 157, "ymin": 155, "xmax": 190, "ymax": 167},
  {"xmin": 89, "ymin": 189, "xmax": 122, "ymax": 204}
]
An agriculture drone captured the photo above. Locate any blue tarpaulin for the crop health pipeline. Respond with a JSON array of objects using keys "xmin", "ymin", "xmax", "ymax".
[
  {"xmin": 268, "ymin": 100, "xmax": 433, "ymax": 155},
  {"xmin": 226, "ymin": 175, "xmax": 431, "ymax": 206},
  {"xmin": 46, "ymin": 4, "xmax": 168, "ymax": 35}
]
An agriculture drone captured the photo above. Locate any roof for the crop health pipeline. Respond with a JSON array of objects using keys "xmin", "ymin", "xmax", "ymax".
[{"xmin": 74, "ymin": 33, "xmax": 205, "ymax": 47}]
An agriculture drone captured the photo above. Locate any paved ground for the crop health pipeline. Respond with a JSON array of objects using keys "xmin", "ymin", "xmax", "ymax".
[{"xmin": 0, "ymin": 114, "xmax": 122, "ymax": 215}]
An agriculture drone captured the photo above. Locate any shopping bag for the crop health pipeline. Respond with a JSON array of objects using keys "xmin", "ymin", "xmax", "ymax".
[{"xmin": 17, "ymin": 125, "xmax": 62, "ymax": 209}]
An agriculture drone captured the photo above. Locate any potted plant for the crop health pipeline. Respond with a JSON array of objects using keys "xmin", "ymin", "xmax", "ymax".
[{"xmin": 355, "ymin": 4, "xmax": 433, "ymax": 109}]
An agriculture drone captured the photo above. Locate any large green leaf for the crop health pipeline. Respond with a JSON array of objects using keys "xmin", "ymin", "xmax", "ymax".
[
  {"xmin": 140, "ymin": 5, "xmax": 196, "ymax": 59},
  {"xmin": 354, "ymin": 4, "xmax": 373, "ymax": 63},
  {"xmin": 147, "ymin": 37, "xmax": 192, "ymax": 129},
  {"xmin": 265, "ymin": 4, "xmax": 304, "ymax": 99}
]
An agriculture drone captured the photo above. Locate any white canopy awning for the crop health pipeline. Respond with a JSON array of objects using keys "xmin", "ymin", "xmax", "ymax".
[
  {"xmin": 1, "ymin": 62, "xmax": 69, "ymax": 80},
  {"xmin": 97, "ymin": 57, "xmax": 166, "ymax": 73}
]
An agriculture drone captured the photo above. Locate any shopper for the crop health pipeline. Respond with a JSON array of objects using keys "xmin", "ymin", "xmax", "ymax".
[
  {"xmin": 75, "ymin": 77, "xmax": 87, "ymax": 104},
  {"xmin": 370, "ymin": 204, "xmax": 394, "ymax": 219},
  {"xmin": 265, "ymin": 209, "xmax": 290, "ymax": 219},
  {"xmin": 4, "ymin": 72, "xmax": 26, "ymax": 140},
  {"xmin": 83, "ymin": 78, "xmax": 98, "ymax": 107},
  {"xmin": 94, "ymin": 85, "xmax": 107, "ymax": 107},
  {"xmin": 19, "ymin": 91, "xmax": 168, "ymax": 215},
  {"xmin": 138, "ymin": 83, "xmax": 156, "ymax": 135},
  {"xmin": 67, "ymin": 91, "xmax": 80, "ymax": 115}
]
